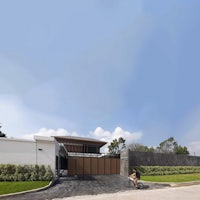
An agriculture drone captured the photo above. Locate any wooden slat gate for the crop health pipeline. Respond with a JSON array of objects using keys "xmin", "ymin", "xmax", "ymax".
[{"xmin": 68, "ymin": 156, "xmax": 120, "ymax": 176}]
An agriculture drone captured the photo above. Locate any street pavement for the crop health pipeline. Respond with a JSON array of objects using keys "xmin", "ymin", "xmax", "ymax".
[{"xmin": 54, "ymin": 184, "xmax": 200, "ymax": 200}]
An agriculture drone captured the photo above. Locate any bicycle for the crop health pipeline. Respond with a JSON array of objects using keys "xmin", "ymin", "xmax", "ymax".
[{"xmin": 128, "ymin": 177, "xmax": 144, "ymax": 189}]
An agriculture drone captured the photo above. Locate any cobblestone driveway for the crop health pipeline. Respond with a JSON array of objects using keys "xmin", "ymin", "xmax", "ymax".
[{"xmin": 0, "ymin": 175, "xmax": 170, "ymax": 200}]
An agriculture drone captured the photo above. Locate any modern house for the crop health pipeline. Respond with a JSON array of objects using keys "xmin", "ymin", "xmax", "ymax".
[
  {"xmin": 0, "ymin": 135, "xmax": 108, "ymax": 176},
  {"xmin": 54, "ymin": 136, "xmax": 107, "ymax": 175}
]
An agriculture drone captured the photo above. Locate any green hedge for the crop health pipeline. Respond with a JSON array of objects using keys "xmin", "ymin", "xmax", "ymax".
[
  {"xmin": 0, "ymin": 164, "xmax": 53, "ymax": 182},
  {"xmin": 131, "ymin": 166, "xmax": 200, "ymax": 176}
]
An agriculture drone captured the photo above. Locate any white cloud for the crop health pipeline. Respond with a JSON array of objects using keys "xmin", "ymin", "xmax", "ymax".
[
  {"xmin": 90, "ymin": 126, "xmax": 142, "ymax": 144},
  {"xmin": 21, "ymin": 128, "xmax": 78, "ymax": 140},
  {"xmin": 188, "ymin": 141, "xmax": 200, "ymax": 156},
  {"xmin": 90, "ymin": 126, "xmax": 143, "ymax": 153},
  {"xmin": 91, "ymin": 127, "xmax": 111, "ymax": 138},
  {"xmin": 21, "ymin": 126, "xmax": 142, "ymax": 153}
]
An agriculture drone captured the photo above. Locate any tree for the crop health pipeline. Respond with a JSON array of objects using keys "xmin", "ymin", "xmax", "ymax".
[
  {"xmin": 108, "ymin": 137, "xmax": 126, "ymax": 157},
  {"xmin": 157, "ymin": 137, "xmax": 177, "ymax": 153},
  {"xmin": 128, "ymin": 143, "xmax": 155, "ymax": 153},
  {"xmin": 174, "ymin": 145, "xmax": 189, "ymax": 155},
  {"xmin": 0, "ymin": 124, "xmax": 6, "ymax": 137},
  {"xmin": 157, "ymin": 137, "xmax": 189, "ymax": 155}
]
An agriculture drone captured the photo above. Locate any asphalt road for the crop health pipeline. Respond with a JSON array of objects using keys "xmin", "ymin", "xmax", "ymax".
[{"xmin": 54, "ymin": 184, "xmax": 200, "ymax": 200}]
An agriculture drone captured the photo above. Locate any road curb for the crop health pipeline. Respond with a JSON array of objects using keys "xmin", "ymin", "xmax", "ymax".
[
  {"xmin": 170, "ymin": 181, "xmax": 200, "ymax": 187},
  {"xmin": 141, "ymin": 180, "xmax": 200, "ymax": 187}
]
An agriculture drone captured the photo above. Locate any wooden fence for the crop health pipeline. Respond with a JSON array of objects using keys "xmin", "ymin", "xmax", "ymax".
[{"xmin": 68, "ymin": 156, "xmax": 120, "ymax": 176}]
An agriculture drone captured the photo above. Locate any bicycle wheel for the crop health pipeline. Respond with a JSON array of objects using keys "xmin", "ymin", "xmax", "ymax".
[{"xmin": 137, "ymin": 182, "xmax": 144, "ymax": 189}]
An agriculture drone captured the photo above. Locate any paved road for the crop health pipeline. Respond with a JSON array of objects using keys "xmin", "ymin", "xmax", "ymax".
[
  {"xmin": 0, "ymin": 175, "xmax": 169, "ymax": 200},
  {"xmin": 54, "ymin": 185, "xmax": 200, "ymax": 200}
]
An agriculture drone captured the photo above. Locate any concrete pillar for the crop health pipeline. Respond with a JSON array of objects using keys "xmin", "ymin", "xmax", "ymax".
[{"xmin": 120, "ymin": 149, "xmax": 130, "ymax": 177}]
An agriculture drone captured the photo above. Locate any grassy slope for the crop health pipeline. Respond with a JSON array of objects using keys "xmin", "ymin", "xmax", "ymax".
[
  {"xmin": 141, "ymin": 173, "xmax": 200, "ymax": 182},
  {"xmin": 0, "ymin": 181, "xmax": 49, "ymax": 195}
]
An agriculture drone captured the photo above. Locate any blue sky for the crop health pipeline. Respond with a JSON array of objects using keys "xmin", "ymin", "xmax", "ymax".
[{"xmin": 1, "ymin": 0, "xmax": 200, "ymax": 155}]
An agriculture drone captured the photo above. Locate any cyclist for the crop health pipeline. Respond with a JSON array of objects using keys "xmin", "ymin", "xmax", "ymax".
[{"xmin": 129, "ymin": 169, "xmax": 138, "ymax": 188}]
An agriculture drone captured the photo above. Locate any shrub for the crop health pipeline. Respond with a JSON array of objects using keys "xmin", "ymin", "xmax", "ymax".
[
  {"xmin": 30, "ymin": 165, "xmax": 40, "ymax": 181},
  {"xmin": 0, "ymin": 164, "xmax": 53, "ymax": 182},
  {"xmin": 39, "ymin": 165, "xmax": 46, "ymax": 180},
  {"xmin": 43, "ymin": 166, "xmax": 53, "ymax": 181},
  {"xmin": 130, "ymin": 166, "xmax": 200, "ymax": 176}
]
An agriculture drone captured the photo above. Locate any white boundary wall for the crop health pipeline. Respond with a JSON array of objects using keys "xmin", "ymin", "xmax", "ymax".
[
  {"xmin": 0, "ymin": 136, "xmax": 56, "ymax": 174},
  {"xmin": 35, "ymin": 136, "xmax": 56, "ymax": 174}
]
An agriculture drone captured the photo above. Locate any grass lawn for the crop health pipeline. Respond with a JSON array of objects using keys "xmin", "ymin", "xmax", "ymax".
[
  {"xmin": 0, "ymin": 181, "xmax": 50, "ymax": 195},
  {"xmin": 141, "ymin": 173, "xmax": 200, "ymax": 183}
]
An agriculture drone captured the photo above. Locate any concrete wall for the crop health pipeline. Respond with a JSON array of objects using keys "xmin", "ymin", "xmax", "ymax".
[
  {"xmin": 0, "ymin": 136, "xmax": 56, "ymax": 175},
  {"xmin": 129, "ymin": 151, "xmax": 200, "ymax": 166},
  {"xmin": 120, "ymin": 149, "xmax": 200, "ymax": 177}
]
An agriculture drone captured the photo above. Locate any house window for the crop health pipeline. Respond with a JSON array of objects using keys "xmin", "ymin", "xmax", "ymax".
[{"xmin": 87, "ymin": 146, "xmax": 98, "ymax": 153}]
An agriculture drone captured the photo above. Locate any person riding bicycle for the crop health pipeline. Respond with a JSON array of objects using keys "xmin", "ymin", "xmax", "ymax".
[{"xmin": 129, "ymin": 169, "xmax": 139, "ymax": 188}]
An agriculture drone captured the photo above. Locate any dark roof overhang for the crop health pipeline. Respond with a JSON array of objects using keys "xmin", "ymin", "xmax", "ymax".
[{"xmin": 54, "ymin": 136, "xmax": 107, "ymax": 148}]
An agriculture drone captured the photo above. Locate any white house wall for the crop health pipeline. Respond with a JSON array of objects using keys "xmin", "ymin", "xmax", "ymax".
[
  {"xmin": 0, "ymin": 136, "xmax": 56, "ymax": 175},
  {"xmin": 36, "ymin": 138, "xmax": 56, "ymax": 174},
  {"xmin": 0, "ymin": 138, "xmax": 36, "ymax": 165}
]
